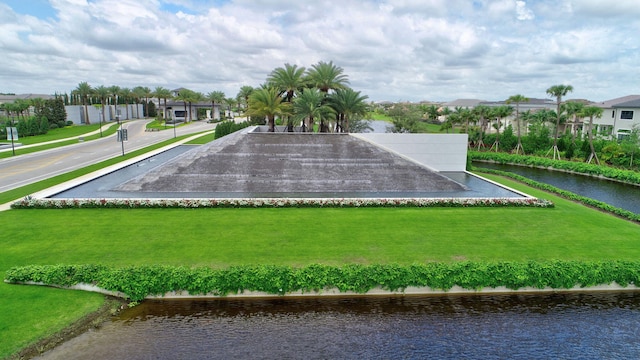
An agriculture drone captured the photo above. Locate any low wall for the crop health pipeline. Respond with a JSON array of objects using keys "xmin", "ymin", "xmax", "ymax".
[{"xmin": 352, "ymin": 133, "xmax": 469, "ymax": 172}]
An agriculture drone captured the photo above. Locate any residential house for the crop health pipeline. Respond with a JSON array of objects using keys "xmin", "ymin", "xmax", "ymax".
[{"xmin": 593, "ymin": 95, "xmax": 640, "ymax": 140}]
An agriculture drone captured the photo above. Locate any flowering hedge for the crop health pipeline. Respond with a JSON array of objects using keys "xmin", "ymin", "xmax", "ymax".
[
  {"xmin": 5, "ymin": 261, "xmax": 639, "ymax": 302},
  {"xmin": 11, "ymin": 197, "xmax": 554, "ymax": 209}
]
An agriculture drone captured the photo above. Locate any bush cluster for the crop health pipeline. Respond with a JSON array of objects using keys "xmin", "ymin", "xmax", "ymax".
[
  {"xmin": 213, "ymin": 120, "xmax": 251, "ymax": 139},
  {"xmin": 6, "ymin": 261, "xmax": 639, "ymax": 302}
]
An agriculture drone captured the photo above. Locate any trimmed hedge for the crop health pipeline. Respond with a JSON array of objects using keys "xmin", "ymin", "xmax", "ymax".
[
  {"xmin": 474, "ymin": 167, "xmax": 640, "ymax": 223},
  {"xmin": 6, "ymin": 261, "xmax": 640, "ymax": 302},
  {"xmin": 469, "ymin": 151, "xmax": 640, "ymax": 185},
  {"xmin": 10, "ymin": 197, "xmax": 554, "ymax": 209}
]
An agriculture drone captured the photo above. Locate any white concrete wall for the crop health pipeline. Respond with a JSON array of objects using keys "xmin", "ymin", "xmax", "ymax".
[{"xmin": 352, "ymin": 133, "xmax": 469, "ymax": 172}]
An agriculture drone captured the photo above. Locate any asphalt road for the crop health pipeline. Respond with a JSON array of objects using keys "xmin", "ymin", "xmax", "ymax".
[{"xmin": 0, "ymin": 119, "xmax": 216, "ymax": 193}]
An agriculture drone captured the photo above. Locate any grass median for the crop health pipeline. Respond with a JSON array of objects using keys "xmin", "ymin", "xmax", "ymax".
[{"xmin": 1, "ymin": 174, "xmax": 640, "ymax": 357}]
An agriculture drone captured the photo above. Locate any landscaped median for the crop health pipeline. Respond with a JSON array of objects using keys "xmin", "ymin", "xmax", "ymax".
[{"xmin": 6, "ymin": 261, "xmax": 640, "ymax": 303}]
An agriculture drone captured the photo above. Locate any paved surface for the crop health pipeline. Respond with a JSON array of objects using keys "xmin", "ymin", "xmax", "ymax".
[
  {"xmin": 116, "ymin": 132, "xmax": 466, "ymax": 194},
  {"xmin": 0, "ymin": 119, "xmax": 215, "ymax": 193}
]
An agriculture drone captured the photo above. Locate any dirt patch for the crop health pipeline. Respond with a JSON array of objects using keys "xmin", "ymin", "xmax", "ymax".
[{"xmin": 8, "ymin": 296, "xmax": 128, "ymax": 360}]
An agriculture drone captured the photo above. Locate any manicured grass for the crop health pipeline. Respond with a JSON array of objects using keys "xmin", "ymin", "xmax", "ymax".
[
  {"xmin": 1, "ymin": 173, "xmax": 639, "ymax": 357},
  {"xmin": 7, "ymin": 124, "xmax": 103, "ymax": 145},
  {"xmin": 366, "ymin": 112, "xmax": 392, "ymax": 121},
  {"xmin": 0, "ymin": 124, "xmax": 121, "ymax": 159},
  {"xmin": 185, "ymin": 132, "xmax": 216, "ymax": 144}
]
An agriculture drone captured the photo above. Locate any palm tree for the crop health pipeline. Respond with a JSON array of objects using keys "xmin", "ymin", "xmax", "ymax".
[
  {"xmin": 74, "ymin": 81, "xmax": 93, "ymax": 124},
  {"xmin": 173, "ymin": 89, "xmax": 191, "ymax": 123},
  {"xmin": 247, "ymin": 87, "xmax": 291, "ymax": 132},
  {"xmin": 207, "ymin": 91, "xmax": 226, "ymax": 121},
  {"xmin": 490, "ymin": 105, "xmax": 513, "ymax": 152},
  {"xmin": 293, "ymin": 88, "xmax": 334, "ymax": 132},
  {"xmin": 268, "ymin": 64, "xmax": 307, "ymax": 132},
  {"xmin": 473, "ymin": 105, "xmax": 492, "ymax": 150},
  {"xmin": 580, "ymin": 105, "xmax": 603, "ymax": 165},
  {"xmin": 305, "ymin": 60, "xmax": 349, "ymax": 93},
  {"xmin": 563, "ymin": 101, "xmax": 585, "ymax": 143},
  {"xmin": 506, "ymin": 94, "xmax": 529, "ymax": 154},
  {"xmin": 119, "ymin": 88, "xmax": 132, "ymax": 120},
  {"xmin": 328, "ymin": 88, "xmax": 369, "ymax": 133},
  {"xmin": 93, "ymin": 85, "xmax": 111, "ymax": 135},
  {"xmin": 133, "ymin": 86, "xmax": 152, "ymax": 118},
  {"xmin": 192, "ymin": 92, "xmax": 205, "ymax": 121},
  {"xmin": 108, "ymin": 85, "xmax": 121, "ymax": 121},
  {"xmin": 267, "ymin": 63, "xmax": 306, "ymax": 101},
  {"xmin": 237, "ymin": 85, "xmax": 254, "ymax": 113},
  {"xmin": 153, "ymin": 86, "xmax": 172, "ymax": 121},
  {"xmin": 546, "ymin": 84, "xmax": 574, "ymax": 160}
]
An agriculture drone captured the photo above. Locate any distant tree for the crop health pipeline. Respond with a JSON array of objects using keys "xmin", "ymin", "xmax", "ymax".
[
  {"xmin": 133, "ymin": 86, "xmax": 152, "ymax": 117},
  {"xmin": 490, "ymin": 105, "xmax": 513, "ymax": 152},
  {"xmin": 119, "ymin": 87, "xmax": 132, "ymax": 120},
  {"xmin": 546, "ymin": 84, "xmax": 573, "ymax": 160},
  {"xmin": 620, "ymin": 125, "xmax": 640, "ymax": 168},
  {"xmin": 563, "ymin": 101, "xmax": 585, "ymax": 143},
  {"xmin": 94, "ymin": 85, "xmax": 110, "ymax": 127},
  {"xmin": 580, "ymin": 105, "xmax": 603, "ymax": 165},
  {"xmin": 506, "ymin": 94, "xmax": 529, "ymax": 154},
  {"xmin": 74, "ymin": 81, "xmax": 93, "ymax": 124},
  {"xmin": 108, "ymin": 85, "xmax": 121, "ymax": 121},
  {"xmin": 153, "ymin": 86, "xmax": 172, "ymax": 120},
  {"xmin": 237, "ymin": 85, "xmax": 254, "ymax": 112},
  {"xmin": 473, "ymin": 105, "xmax": 492, "ymax": 150},
  {"xmin": 207, "ymin": 91, "xmax": 226, "ymax": 121}
]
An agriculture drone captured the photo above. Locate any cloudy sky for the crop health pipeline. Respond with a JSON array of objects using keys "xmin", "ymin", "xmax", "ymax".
[{"xmin": 1, "ymin": 0, "xmax": 639, "ymax": 102}]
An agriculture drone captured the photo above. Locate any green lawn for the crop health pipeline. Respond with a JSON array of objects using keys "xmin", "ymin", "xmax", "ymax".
[
  {"xmin": 0, "ymin": 124, "xmax": 121, "ymax": 160},
  {"xmin": 1, "ymin": 174, "xmax": 639, "ymax": 357},
  {"xmin": 6, "ymin": 124, "xmax": 103, "ymax": 145}
]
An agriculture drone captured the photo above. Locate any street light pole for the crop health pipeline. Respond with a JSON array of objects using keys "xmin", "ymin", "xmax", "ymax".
[
  {"xmin": 9, "ymin": 115, "xmax": 16, "ymax": 156},
  {"xmin": 99, "ymin": 111, "xmax": 103, "ymax": 137}
]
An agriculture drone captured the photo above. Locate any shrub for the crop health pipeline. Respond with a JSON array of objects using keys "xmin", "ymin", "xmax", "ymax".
[{"xmin": 6, "ymin": 261, "xmax": 640, "ymax": 302}]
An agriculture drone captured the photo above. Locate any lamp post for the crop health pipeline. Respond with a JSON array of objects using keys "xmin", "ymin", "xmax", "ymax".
[
  {"xmin": 9, "ymin": 115, "xmax": 16, "ymax": 156},
  {"xmin": 172, "ymin": 112, "xmax": 176, "ymax": 138},
  {"xmin": 99, "ymin": 111, "xmax": 103, "ymax": 137}
]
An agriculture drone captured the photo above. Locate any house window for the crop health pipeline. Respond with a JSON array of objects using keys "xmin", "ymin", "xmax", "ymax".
[
  {"xmin": 620, "ymin": 110, "xmax": 633, "ymax": 119},
  {"xmin": 175, "ymin": 110, "xmax": 186, "ymax": 118},
  {"xmin": 612, "ymin": 110, "xmax": 615, "ymax": 118},
  {"xmin": 598, "ymin": 125, "xmax": 613, "ymax": 136}
]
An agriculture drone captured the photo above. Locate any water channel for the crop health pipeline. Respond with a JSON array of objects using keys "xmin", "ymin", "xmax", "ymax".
[
  {"xmin": 475, "ymin": 162, "xmax": 640, "ymax": 214},
  {"xmin": 37, "ymin": 292, "xmax": 640, "ymax": 359}
]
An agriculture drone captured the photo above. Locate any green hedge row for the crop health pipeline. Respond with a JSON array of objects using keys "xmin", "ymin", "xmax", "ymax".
[
  {"xmin": 214, "ymin": 120, "xmax": 250, "ymax": 139},
  {"xmin": 469, "ymin": 151, "xmax": 640, "ymax": 185},
  {"xmin": 474, "ymin": 167, "xmax": 640, "ymax": 223},
  {"xmin": 6, "ymin": 261, "xmax": 640, "ymax": 302}
]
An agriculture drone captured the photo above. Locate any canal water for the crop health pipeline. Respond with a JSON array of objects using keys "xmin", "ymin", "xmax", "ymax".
[
  {"xmin": 475, "ymin": 162, "xmax": 640, "ymax": 214},
  {"xmin": 36, "ymin": 292, "xmax": 640, "ymax": 359}
]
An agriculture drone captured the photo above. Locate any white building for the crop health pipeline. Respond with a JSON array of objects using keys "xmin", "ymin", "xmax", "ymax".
[{"xmin": 593, "ymin": 95, "xmax": 640, "ymax": 140}]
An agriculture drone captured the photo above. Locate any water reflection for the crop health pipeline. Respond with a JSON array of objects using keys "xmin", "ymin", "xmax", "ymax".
[
  {"xmin": 477, "ymin": 162, "xmax": 640, "ymax": 214},
  {"xmin": 37, "ymin": 293, "xmax": 640, "ymax": 359}
]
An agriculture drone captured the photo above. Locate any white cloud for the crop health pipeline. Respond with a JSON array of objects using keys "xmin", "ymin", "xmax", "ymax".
[{"xmin": 0, "ymin": 0, "xmax": 639, "ymax": 102}]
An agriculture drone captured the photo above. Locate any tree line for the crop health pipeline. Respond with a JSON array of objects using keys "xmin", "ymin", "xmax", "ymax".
[{"xmin": 385, "ymin": 85, "xmax": 639, "ymax": 170}]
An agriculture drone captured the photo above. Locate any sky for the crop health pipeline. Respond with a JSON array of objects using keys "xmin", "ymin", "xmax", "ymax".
[{"xmin": 1, "ymin": 0, "xmax": 639, "ymax": 103}]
